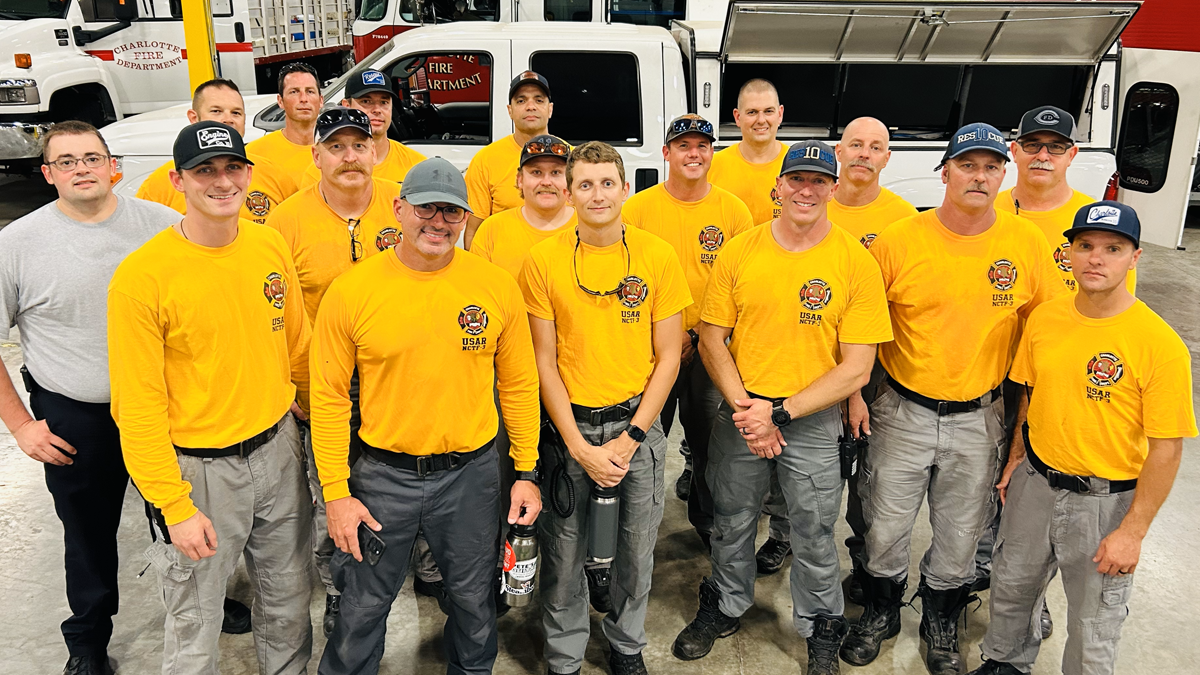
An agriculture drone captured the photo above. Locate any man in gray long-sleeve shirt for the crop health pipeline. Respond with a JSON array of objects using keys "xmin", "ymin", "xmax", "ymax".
[{"xmin": 0, "ymin": 121, "xmax": 178, "ymax": 675}]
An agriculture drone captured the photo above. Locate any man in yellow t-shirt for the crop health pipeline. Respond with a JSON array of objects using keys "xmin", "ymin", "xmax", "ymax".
[
  {"xmin": 522, "ymin": 142, "xmax": 691, "ymax": 675},
  {"xmin": 108, "ymin": 121, "xmax": 312, "ymax": 675},
  {"xmin": 245, "ymin": 62, "xmax": 323, "ymax": 183},
  {"xmin": 472, "ymin": 134, "xmax": 576, "ymax": 279},
  {"xmin": 843, "ymin": 123, "xmax": 1065, "ymax": 675},
  {"xmin": 464, "ymin": 71, "xmax": 554, "ymax": 248},
  {"xmin": 265, "ymin": 106, "xmax": 406, "ymax": 635},
  {"xmin": 674, "ymin": 140, "xmax": 891, "ymax": 668},
  {"xmin": 971, "ymin": 201, "xmax": 1195, "ymax": 675},
  {"xmin": 298, "ymin": 70, "xmax": 427, "ymax": 189},
  {"xmin": 829, "ymin": 115, "xmax": 919, "ymax": 605},
  {"xmin": 708, "ymin": 78, "xmax": 788, "ymax": 225},
  {"xmin": 311, "ymin": 158, "xmax": 541, "ymax": 674},
  {"xmin": 136, "ymin": 78, "xmax": 297, "ymax": 225},
  {"xmin": 623, "ymin": 114, "xmax": 753, "ymax": 550},
  {"xmin": 996, "ymin": 105, "xmax": 1136, "ymax": 295}
]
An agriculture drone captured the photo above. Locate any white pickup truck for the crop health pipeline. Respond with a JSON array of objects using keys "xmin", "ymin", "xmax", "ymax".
[{"xmin": 104, "ymin": 0, "xmax": 1200, "ymax": 247}]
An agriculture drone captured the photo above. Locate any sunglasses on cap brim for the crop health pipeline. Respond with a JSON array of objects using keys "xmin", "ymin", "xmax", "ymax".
[
  {"xmin": 669, "ymin": 118, "xmax": 714, "ymax": 137},
  {"xmin": 525, "ymin": 141, "xmax": 569, "ymax": 157}
]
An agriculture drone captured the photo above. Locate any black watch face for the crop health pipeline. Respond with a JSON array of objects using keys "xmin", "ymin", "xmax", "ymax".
[{"xmin": 772, "ymin": 409, "xmax": 790, "ymax": 426}]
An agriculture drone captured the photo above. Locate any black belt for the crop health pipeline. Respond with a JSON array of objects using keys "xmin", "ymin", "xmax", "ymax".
[
  {"xmin": 746, "ymin": 390, "xmax": 785, "ymax": 404},
  {"xmin": 571, "ymin": 395, "xmax": 640, "ymax": 426},
  {"xmin": 887, "ymin": 376, "xmax": 1002, "ymax": 416},
  {"xmin": 175, "ymin": 419, "xmax": 282, "ymax": 459},
  {"xmin": 1021, "ymin": 423, "xmax": 1137, "ymax": 494},
  {"xmin": 361, "ymin": 438, "xmax": 493, "ymax": 477}
]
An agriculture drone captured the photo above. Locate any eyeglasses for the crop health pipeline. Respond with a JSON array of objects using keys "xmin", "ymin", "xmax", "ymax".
[
  {"xmin": 524, "ymin": 140, "xmax": 569, "ymax": 157},
  {"xmin": 45, "ymin": 154, "xmax": 110, "ymax": 171},
  {"xmin": 348, "ymin": 218, "xmax": 363, "ymax": 262},
  {"xmin": 1019, "ymin": 140, "xmax": 1073, "ymax": 156},
  {"xmin": 412, "ymin": 202, "xmax": 467, "ymax": 224},
  {"xmin": 573, "ymin": 227, "xmax": 631, "ymax": 297},
  {"xmin": 670, "ymin": 117, "xmax": 714, "ymax": 137}
]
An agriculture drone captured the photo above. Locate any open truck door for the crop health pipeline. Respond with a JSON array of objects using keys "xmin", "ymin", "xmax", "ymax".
[{"xmin": 1112, "ymin": 0, "xmax": 1200, "ymax": 249}]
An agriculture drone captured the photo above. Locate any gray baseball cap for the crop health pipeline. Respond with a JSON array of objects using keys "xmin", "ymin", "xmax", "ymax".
[{"xmin": 399, "ymin": 157, "xmax": 471, "ymax": 212}]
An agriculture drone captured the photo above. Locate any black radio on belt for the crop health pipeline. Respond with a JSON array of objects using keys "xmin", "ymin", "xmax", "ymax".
[{"xmin": 838, "ymin": 427, "xmax": 868, "ymax": 480}]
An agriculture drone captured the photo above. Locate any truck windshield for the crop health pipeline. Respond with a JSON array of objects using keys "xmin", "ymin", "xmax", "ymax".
[
  {"xmin": 398, "ymin": 0, "xmax": 498, "ymax": 24},
  {"xmin": 0, "ymin": 0, "xmax": 71, "ymax": 19}
]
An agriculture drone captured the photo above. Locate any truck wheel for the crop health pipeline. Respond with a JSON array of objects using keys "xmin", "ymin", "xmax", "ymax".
[{"xmin": 48, "ymin": 85, "xmax": 117, "ymax": 128}]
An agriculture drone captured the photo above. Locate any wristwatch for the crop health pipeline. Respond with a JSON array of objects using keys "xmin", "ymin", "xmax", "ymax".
[
  {"xmin": 515, "ymin": 469, "xmax": 541, "ymax": 485},
  {"xmin": 771, "ymin": 400, "xmax": 792, "ymax": 428},
  {"xmin": 687, "ymin": 328, "xmax": 700, "ymax": 348},
  {"xmin": 626, "ymin": 424, "xmax": 648, "ymax": 443}
]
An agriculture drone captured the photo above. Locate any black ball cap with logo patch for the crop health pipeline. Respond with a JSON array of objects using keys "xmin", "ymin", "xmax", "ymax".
[
  {"xmin": 1017, "ymin": 105, "xmax": 1077, "ymax": 142},
  {"xmin": 174, "ymin": 121, "xmax": 254, "ymax": 171}
]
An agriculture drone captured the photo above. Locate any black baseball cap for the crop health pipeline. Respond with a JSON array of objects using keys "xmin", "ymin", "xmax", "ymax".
[
  {"xmin": 509, "ymin": 71, "xmax": 551, "ymax": 102},
  {"xmin": 1064, "ymin": 200, "xmax": 1140, "ymax": 248},
  {"xmin": 173, "ymin": 121, "xmax": 254, "ymax": 171},
  {"xmin": 520, "ymin": 134, "xmax": 570, "ymax": 167},
  {"xmin": 1018, "ymin": 105, "xmax": 1077, "ymax": 142},
  {"xmin": 665, "ymin": 114, "xmax": 715, "ymax": 145},
  {"xmin": 346, "ymin": 69, "xmax": 395, "ymax": 101},
  {"xmin": 780, "ymin": 140, "xmax": 837, "ymax": 179},
  {"xmin": 936, "ymin": 122, "xmax": 1010, "ymax": 170},
  {"xmin": 315, "ymin": 106, "xmax": 372, "ymax": 143}
]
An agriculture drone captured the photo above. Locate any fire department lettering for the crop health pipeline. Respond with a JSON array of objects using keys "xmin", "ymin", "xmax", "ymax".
[{"xmin": 263, "ymin": 272, "xmax": 286, "ymax": 310}]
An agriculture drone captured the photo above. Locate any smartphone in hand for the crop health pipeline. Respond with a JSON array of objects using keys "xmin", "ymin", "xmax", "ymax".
[{"xmin": 358, "ymin": 521, "xmax": 386, "ymax": 566}]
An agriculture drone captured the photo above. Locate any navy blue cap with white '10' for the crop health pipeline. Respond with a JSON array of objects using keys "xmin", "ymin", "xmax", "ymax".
[
  {"xmin": 936, "ymin": 122, "xmax": 1010, "ymax": 170},
  {"xmin": 1064, "ymin": 200, "xmax": 1141, "ymax": 248},
  {"xmin": 779, "ymin": 140, "xmax": 837, "ymax": 179}
]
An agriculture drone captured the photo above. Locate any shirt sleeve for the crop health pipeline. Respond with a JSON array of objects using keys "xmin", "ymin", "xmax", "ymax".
[
  {"xmin": 300, "ymin": 163, "xmax": 320, "ymax": 189},
  {"xmin": 494, "ymin": 277, "xmax": 541, "ymax": 471},
  {"xmin": 839, "ymin": 251, "xmax": 893, "ymax": 344},
  {"xmin": 868, "ymin": 233, "xmax": 898, "ymax": 290},
  {"xmin": 472, "ymin": 216, "xmax": 498, "ymax": 261},
  {"xmin": 108, "ymin": 284, "xmax": 197, "ymax": 525},
  {"xmin": 1143, "ymin": 351, "xmax": 1199, "ymax": 439},
  {"xmin": 651, "ymin": 248, "xmax": 693, "ymax": 323},
  {"xmin": 283, "ymin": 254, "xmax": 311, "ymax": 412},
  {"xmin": 1020, "ymin": 230, "xmax": 1069, "ymax": 318},
  {"xmin": 519, "ymin": 250, "xmax": 555, "ymax": 321},
  {"xmin": 135, "ymin": 162, "xmax": 180, "ymax": 211},
  {"xmin": 308, "ymin": 280, "xmax": 359, "ymax": 502},
  {"xmin": 621, "ymin": 192, "xmax": 648, "ymax": 230},
  {"xmin": 0, "ymin": 246, "xmax": 17, "ymax": 331},
  {"xmin": 700, "ymin": 243, "xmax": 738, "ymax": 328},
  {"xmin": 465, "ymin": 153, "xmax": 493, "ymax": 218},
  {"xmin": 729, "ymin": 199, "xmax": 755, "ymax": 238},
  {"xmin": 1009, "ymin": 318, "xmax": 1036, "ymax": 387}
]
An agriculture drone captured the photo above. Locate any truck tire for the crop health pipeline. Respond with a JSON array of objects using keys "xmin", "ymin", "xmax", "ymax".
[{"xmin": 48, "ymin": 85, "xmax": 117, "ymax": 129}]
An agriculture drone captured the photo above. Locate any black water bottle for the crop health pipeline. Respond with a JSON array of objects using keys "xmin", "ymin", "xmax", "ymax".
[
  {"xmin": 501, "ymin": 513, "xmax": 538, "ymax": 607},
  {"xmin": 587, "ymin": 484, "xmax": 620, "ymax": 563}
]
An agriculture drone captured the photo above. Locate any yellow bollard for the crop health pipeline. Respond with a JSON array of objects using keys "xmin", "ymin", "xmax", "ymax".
[{"xmin": 182, "ymin": 0, "xmax": 218, "ymax": 93}]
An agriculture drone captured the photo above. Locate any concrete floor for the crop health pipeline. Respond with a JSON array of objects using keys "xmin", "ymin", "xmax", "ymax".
[{"xmin": 1, "ymin": 216, "xmax": 1198, "ymax": 674}]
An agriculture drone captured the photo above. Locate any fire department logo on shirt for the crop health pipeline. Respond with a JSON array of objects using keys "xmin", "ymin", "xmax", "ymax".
[
  {"xmin": 263, "ymin": 272, "xmax": 287, "ymax": 309},
  {"xmin": 458, "ymin": 305, "xmax": 488, "ymax": 336},
  {"xmin": 860, "ymin": 233, "xmax": 877, "ymax": 249},
  {"xmin": 770, "ymin": 187, "xmax": 781, "ymax": 207},
  {"xmin": 1053, "ymin": 242, "xmax": 1072, "ymax": 273},
  {"xmin": 799, "ymin": 278, "xmax": 832, "ymax": 311},
  {"xmin": 376, "ymin": 227, "xmax": 401, "ymax": 251},
  {"xmin": 988, "ymin": 259, "xmax": 1018, "ymax": 291},
  {"xmin": 698, "ymin": 225, "xmax": 724, "ymax": 252},
  {"xmin": 619, "ymin": 275, "xmax": 648, "ymax": 309},
  {"xmin": 1087, "ymin": 352, "xmax": 1124, "ymax": 388},
  {"xmin": 246, "ymin": 191, "xmax": 271, "ymax": 218}
]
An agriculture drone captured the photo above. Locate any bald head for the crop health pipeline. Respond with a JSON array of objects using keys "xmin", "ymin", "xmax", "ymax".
[
  {"xmin": 737, "ymin": 78, "xmax": 779, "ymax": 109},
  {"xmin": 836, "ymin": 117, "xmax": 892, "ymax": 187}
]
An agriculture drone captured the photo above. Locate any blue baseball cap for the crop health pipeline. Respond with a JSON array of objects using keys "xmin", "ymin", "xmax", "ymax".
[
  {"xmin": 935, "ymin": 122, "xmax": 1010, "ymax": 170},
  {"xmin": 1064, "ymin": 200, "xmax": 1140, "ymax": 248},
  {"xmin": 780, "ymin": 140, "xmax": 837, "ymax": 179}
]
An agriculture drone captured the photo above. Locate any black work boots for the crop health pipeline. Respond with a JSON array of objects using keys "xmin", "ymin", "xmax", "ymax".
[
  {"xmin": 917, "ymin": 581, "xmax": 977, "ymax": 675},
  {"xmin": 807, "ymin": 614, "xmax": 849, "ymax": 675},
  {"xmin": 839, "ymin": 575, "xmax": 905, "ymax": 666},
  {"xmin": 672, "ymin": 577, "xmax": 741, "ymax": 660}
]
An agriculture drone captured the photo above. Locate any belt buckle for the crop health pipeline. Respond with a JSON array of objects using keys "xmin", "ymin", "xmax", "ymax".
[
  {"xmin": 416, "ymin": 455, "xmax": 432, "ymax": 477},
  {"xmin": 238, "ymin": 439, "xmax": 249, "ymax": 459},
  {"xmin": 447, "ymin": 453, "xmax": 462, "ymax": 470},
  {"xmin": 1075, "ymin": 476, "xmax": 1092, "ymax": 494},
  {"xmin": 590, "ymin": 408, "xmax": 604, "ymax": 426},
  {"xmin": 937, "ymin": 401, "xmax": 949, "ymax": 416}
]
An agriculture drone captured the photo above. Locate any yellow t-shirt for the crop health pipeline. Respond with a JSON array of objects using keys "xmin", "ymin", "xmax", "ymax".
[
  {"xmin": 134, "ymin": 152, "xmax": 299, "ymax": 225},
  {"xmin": 471, "ymin": 206, "xmax": 576, "ymax": 280},
  {"xmin": 702, "ymin": 223, "xmax": 893, "ymax": 399},
  {"xmin": 266, "ymin": 178, "xmax": 403, "ymax": 324},
  {"xmin": 299, "ymin": 139, "xmax": 428, "ymax": 189},
  {"xmin": 708, "ymin": 141, "xmax": 788, "ymax": 226},
  {"xmin": 245, "ymin": 129, "xmax": 316, "ymax": 185},
  {"xmin": 108, "ymin": 223, "xmax": 311, "ymax": 525},
  {"xmin": 310, "ymin": 250, "xmax": 540, "ymax": 501},
  {"xmin": 521, "ymin": 227, "xmax": 692, "ymax": 408},
  {"xmin": 996, "ymin": 188, "xmax": 1137, "ymax": 294},
  {"xmin": 871, "ymin": 209, "xmax": 1066, "ymax": 401},
  {"xmin": 622, "ymin": 183, "xmax": 755, "ymax": 328},
  {"xmin": 828, "ymin": 187, "xmax": 919, "ymax": 249},
  {"xmin": 1012, "ymin": 295, "xmax": 1196, "ymax": 480},
  {"xmin": 465, "ymin": 135, "xmax": 523, "ymax": 219}
]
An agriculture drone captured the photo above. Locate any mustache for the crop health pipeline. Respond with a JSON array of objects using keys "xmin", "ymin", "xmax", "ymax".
[
  {"xmin": 1029, "ymin": 159, "xmax": 1056, "ymax": 170},
  {"xmin": 335, "ymin": 162, "xmax": 368, "ymax": 175},
  {"xmin": 849, "ymin": 159, "xmax": 876, "ymax": 172},
  {"xmin": 966, "ymin": 182, "xmax": 989, "ymax": 193}
]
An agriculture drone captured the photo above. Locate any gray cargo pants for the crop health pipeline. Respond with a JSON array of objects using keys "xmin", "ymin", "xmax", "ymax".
[
  {"xmin": 319, "ymin": 444, "xmax": 501, "ymax": 675},
  {"xmin": 145, "ymin": 414, "xmax": 313, "ymax": 675},
  {"xmin": 980, "ymin": 457, "xmax": 1136, "ymax": 675},
  {"xmin": 539, "ymin": 399, "xmax": 667, "ymax": 674},
  {"xmin": 861, "ymin": 380, "xmax": 1005, "ymax": 590},
  {"xmin": 708, "ymin": 402, "xmax": 845, "ymax": 636}
]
